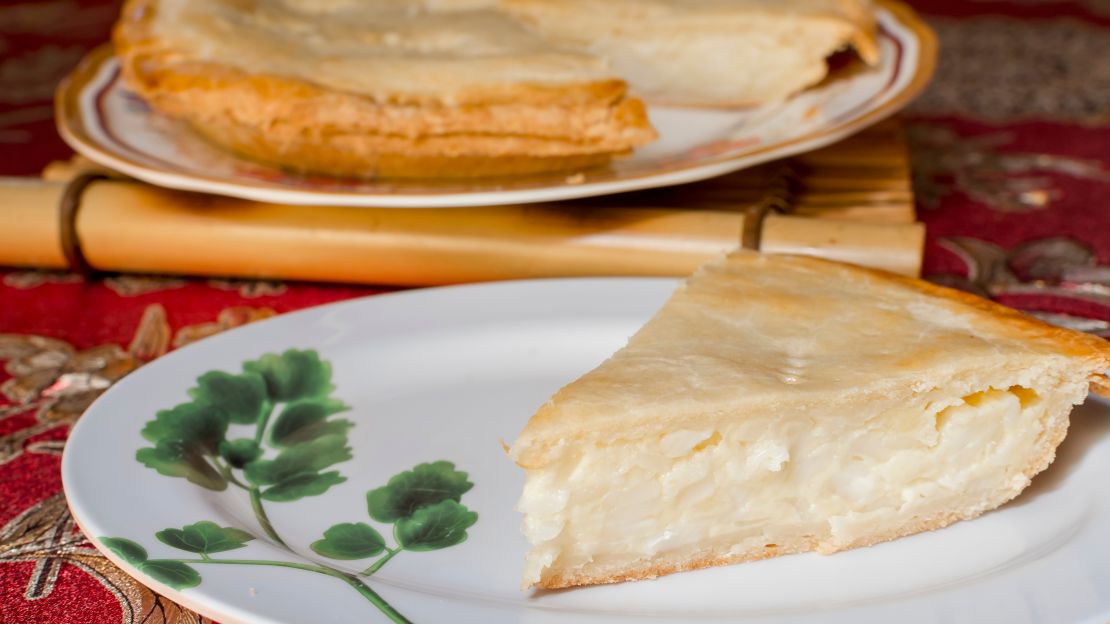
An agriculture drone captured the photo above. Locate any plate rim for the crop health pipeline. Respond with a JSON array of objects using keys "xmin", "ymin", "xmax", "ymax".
[{"xmin": 55, "ymin": 0, "xmax": 936, "ymax": 208}]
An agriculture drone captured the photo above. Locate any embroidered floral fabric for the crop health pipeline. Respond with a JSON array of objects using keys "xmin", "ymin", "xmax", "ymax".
[{"xmin": 1, "ymin": 1, "xmax": 1109, "ymax": 622}]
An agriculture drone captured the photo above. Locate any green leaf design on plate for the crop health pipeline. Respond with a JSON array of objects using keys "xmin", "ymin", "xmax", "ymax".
[
  {"xmin": 141, "ymin": 402, "xmax": 229, "ymax": 455},
  {"xmin": 269, "ymin": 398, "xmax": 352, "ymax": 448},
  {"xmin": 218, "ymin": 438, "xmax": 263, "ymax": 468},
  {"xmin": 136, "ymin": 440, "xmax": 227, "ymax": 491},
  {"xmin": 139, "ymin": 560, "xmax": 202, "ymax": 590},
  {"xmin": 310, "ymin": 523, "xmax": 386, "ymax": 560},
  {"xmin": 260, "ymin": 471, "xmax": 346, "ymax": 502},
  {"xmin": 394, "ymin": 500, "xmax": 478, "ymax": 551},
  {"xmin": 137, "ymin": 402, "xmax": 231, "ymax": 490},
  {"xmin": 156, "ymin": 521, "xmax": 254, "ymax": 555},
  {"xmin": 130, "ymin": 347, "xmax": 482, "ymax": 622},
  {"xmin": 188, "ymin": 370, "xmax": 269, "ymax": 425},
  {"xmin": 101, "ymin": 537, "xmax": 148, "ymax": 565},
  {"xmin": 244, "ymin": 349, "xmax": 333, "ymax": 402},
  {"xmin": 366, "ymin": 461, "xmax": 473, "ymax": 522},
  {"xmin": 243, "ymin": 434, "xmax": 351, "ymax": 486}
]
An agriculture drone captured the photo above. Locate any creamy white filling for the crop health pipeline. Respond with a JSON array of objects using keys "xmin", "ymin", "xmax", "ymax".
[{"xmin": 518, "ymin": 387, "xmax": 1046, "ymax": 585}]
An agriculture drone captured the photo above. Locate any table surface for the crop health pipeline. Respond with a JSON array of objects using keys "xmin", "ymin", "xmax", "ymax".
[{"xmin": 2, "ymin": 1, "xmax": 1109, "ymax": 622}]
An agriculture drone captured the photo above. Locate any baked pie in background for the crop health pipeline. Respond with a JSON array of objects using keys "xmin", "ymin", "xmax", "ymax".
[
  {"xmin": 112, "ymin": 0, "xmax": 877, "ymax": 179},
  {"xmin": 113, "ymin": 0, "xmax": 658, "ymax": 179}
]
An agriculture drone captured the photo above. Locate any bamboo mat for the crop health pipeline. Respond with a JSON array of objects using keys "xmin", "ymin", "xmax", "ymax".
[{"xmin": 0, "ymin": 119, "xmax": 923, "ymax": 286}]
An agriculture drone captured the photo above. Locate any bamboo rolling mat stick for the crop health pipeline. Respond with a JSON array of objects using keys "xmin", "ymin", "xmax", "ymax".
[
  {"xmin": 0, "ymin": 178, "xmax": 925, "ymax": 284},
  {"xmin": 0, "ymin": 121, "xmax": 925, "ymax": 286}
]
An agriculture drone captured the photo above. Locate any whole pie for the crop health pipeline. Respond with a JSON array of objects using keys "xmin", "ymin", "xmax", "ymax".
[
  {"xmin": 113, "ymin": 0, "xmax": 877, "ymax": 179},
  {"xmin": 511, "ymin": 251, "xmax": 1110, "ymax": 588}
]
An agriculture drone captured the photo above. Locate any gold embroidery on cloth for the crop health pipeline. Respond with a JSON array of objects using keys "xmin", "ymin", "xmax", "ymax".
[
  {"xmin": 930, "ymin": 236, "xmax": 1110, "ymax": 336},
  {"xmin": 0, "ymin": 304, "xmax": 278, "ymax": 621},
  {"xmin": 0, "ymin": 494, "xmax": 213, "ymax": 623},
  {"xmin": 908, "ymin": 124, "xmax": 1110, "ymax": 212}
]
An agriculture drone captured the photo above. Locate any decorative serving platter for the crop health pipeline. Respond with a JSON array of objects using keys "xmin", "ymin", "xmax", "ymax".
[{"xmin": 56, "ymin": 1, "xmax": 935, "ymax": 208}]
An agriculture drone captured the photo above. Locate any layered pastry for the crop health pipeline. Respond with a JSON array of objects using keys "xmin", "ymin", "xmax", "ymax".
[
  {"xmin": 502, "ymin": 0, "xmax": 880, "ymax": 106},
  {"xmin": 112, "ymin": 0, "xmax": 657, "ymax": 178},
  {"xmin": 510, "ymin": 251, "xmax": 1110, "ymax": 589}
]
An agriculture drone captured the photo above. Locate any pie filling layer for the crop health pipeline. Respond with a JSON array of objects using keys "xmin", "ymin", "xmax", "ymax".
[{"xmin": 518, "ymin": 385, "xmax": 1049, "ymax": 585}]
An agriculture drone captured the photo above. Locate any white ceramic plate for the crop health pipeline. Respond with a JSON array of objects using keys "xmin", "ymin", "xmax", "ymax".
[
  {"xmin": 63, "ymin": 278, "xmax": 1110, "ymax": 623},
  {"xmin": 56, "ymin": 2, "xmax": 934, "ymax": 208}
]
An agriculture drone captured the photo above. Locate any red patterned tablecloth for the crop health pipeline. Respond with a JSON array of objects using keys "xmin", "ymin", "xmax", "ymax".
[{"xmin": 2, "ymin": 1, "xmax": 1109, "ymax": 622}]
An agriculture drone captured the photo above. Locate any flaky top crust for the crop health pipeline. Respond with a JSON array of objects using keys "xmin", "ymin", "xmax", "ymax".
[
  {"xmin": 504, "ymin": 0, "xmax": 879, "ymax": 65},
  {"xmin": 511, "ymin": 252, "xmax": 1110, "ymax": 468},
  {"xmin": 115, "ymin": 0, "xmax": 625, "ymax": 105}
]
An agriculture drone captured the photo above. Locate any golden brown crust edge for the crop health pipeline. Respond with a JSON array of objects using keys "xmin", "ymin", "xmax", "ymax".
[
  {"xmin": 119, "ymin": 53, "xmax": 655, "ymax": 141},
  {"xmin": 152, "ymin": 73, "xmax": 644, "ymax": 177},
  {"xmin": 111, "ymin": 0, "xmax": 658, "ymax": 178},
  {"xmin": 844, "ymin": 0, "xmax": 881, "ymax": 65},
  {"xmin": 1092, "ymin": 375, "xmax": 1110, "ymax": 397},
  {"xmin": 122, "ymin": 59, "xmax": 655, "ymax": 149},
  {"xmin": 796, "ymin": 253, "xmax": 1110, "ymax": 367},
  {"xmin": 190, "ymin": 117, "xmax": 621, "ymax": 178},
  {"xmin": 535, "ymin": 400, "xmax": 1070, "ymax": 589}
]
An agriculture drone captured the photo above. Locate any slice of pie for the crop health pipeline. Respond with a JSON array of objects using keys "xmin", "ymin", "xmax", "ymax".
[
  {"xmin": 501, "ymin": 0, "xmax": 880, "ymax": 106},
  {"xmin": 510, "ymin": 251, "xmax": 1110, "ymax": 589},
  {"xmin": 112, "ymin": 0, "xmax": 656, "ymax": 179}
]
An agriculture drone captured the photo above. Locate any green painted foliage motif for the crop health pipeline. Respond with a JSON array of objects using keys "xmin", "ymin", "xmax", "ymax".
[
  {"xmin": 366, "ymin": 460, "xmax": 474, "ymax": 522},
  {"xmin": 135, "ymin": 349, "xmax": 353, "ymax": 501},
  {"xmin": 314, "ymin": 461, "xmax": 478, "ymax": 571},
  {"xmin": 189, "ymin": 370, "xmax": 268, "ymax": 425},
  {"xmin": 244, "ymin": 350, "xmax": 333, "ymax": 402},
  {"xmin": 101, "ymin": 536, "xmax": 202, "ymax": 591},
  {"xmin": 122, "ymin": 349, "xmax": 479, "ymax": 624},
  {"xmin": 270, "ymin": 398, "xmax": 352, "ymax": 447},
  {"xmin": 102, "ymin": 537, "xmax": 148, "ymax": 564},
  {"xmin": 394, "ymin": 499, "xmax": 479, "ymax": 551},
  {"xmin": 310, "ymin": 523, "xmax": 386, "ymax": 560},
  {"xmin": 155, "ymin": 522, "xmax": 254, "ymax": 555}
]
